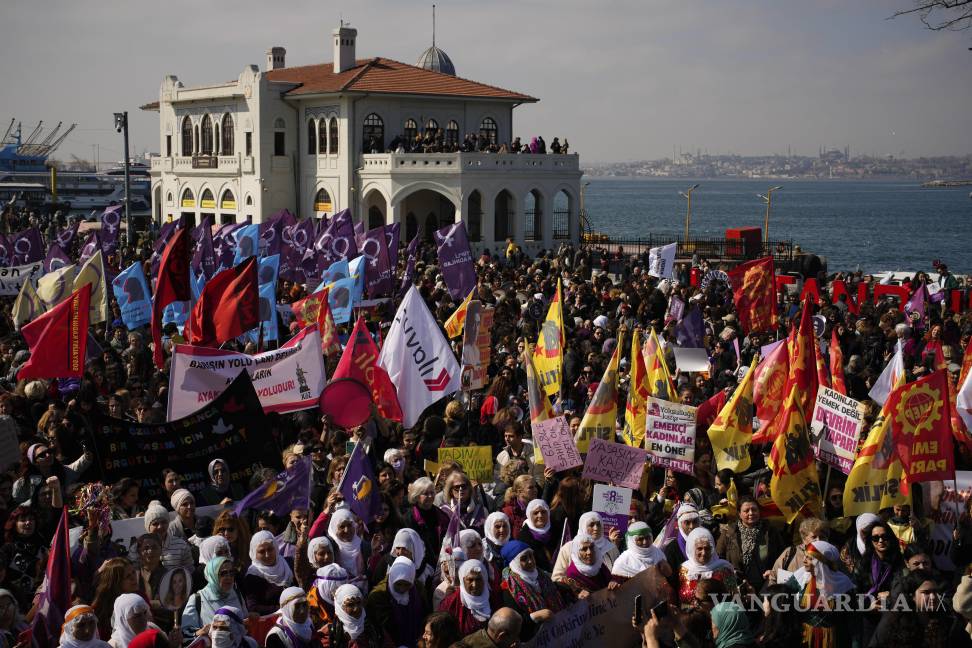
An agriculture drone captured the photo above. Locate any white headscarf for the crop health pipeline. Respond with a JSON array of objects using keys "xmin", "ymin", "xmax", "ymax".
[
  {"xmin": 307, "ymin": 536, "xmax": 333, "ymax": 569},
  {"xmin": 578, "ymin": 511, "xmax": 615, "ymax": 554},
  {"xmin": 327, "ymin": 509, "xmax": 362, "ymax": 576},
  {"xmin": 524, "ymin": 499, "xmax": 551, "ymax": 535},
  {"xmin": 211, "ymin": 606, "xmax": 246, "ymax": 648},
  {"xmin": 199, "ymin": 535, "xmax": 232, "ymax": 564},
  {"xmin": 459, "ymin": 529, "xmax": 484, "ymax": 559},
  {"xmin": 855, "ymin": 513, "xmax": 880, "ymax": 555},
  {"xmin": 109, "ymin": 594, "xmax": 150, "ymax": 648},
  {"xmin": 676, "ymin": 503, "xmax": 700, "ymax": 542},
  {"xmin": 209, "ymin": 459, "xmax": 230, "ymax": 491},
  {"xmin": 276, "ymin": 586, "xmax": 313, "ymax": 643},
  {"xmin": 458, "ymin": 560, "xmax": 491, "ymax": 622},
  {"xmin": 387, "ymin": 556, "xmax": 416, "ymax": 606},
  {"xmin": 484, "ymin": 511, "xmax": 510, "ymax": 560},
  {"xmin": 570, "ymin": 531, "xmax": 605, "ymax": 578},
  {"xmin": 334, "ymin": 584, "xmax": 366, "ymax": 640},
  {"xmin": 681, "ymin": 528, "xmax": 733, "ymax": 580},
  {"xmin": 509, "ymin": 548, "xmax": 539, "ymax": 588},
  {"xmin": 315, "ymin": 564, "xmax": 349, "ymax": 605},
  {"xmin": 59, "ymin": 605, "xmax": 110, "ymax": 648},
  {"xmin": 391, "ymin": 527, "xmax": 426, "ymax": 568},
  {"xmin": 792, "ymin": 541, "xmax": 855, "ymax": 599},
  {"xmin": 612, "ymin": 522, "xmax": 667, "ymax": 577},
  {"xmin": 246, "ymin": 530, "xmax": 294, "ymax": 587}
]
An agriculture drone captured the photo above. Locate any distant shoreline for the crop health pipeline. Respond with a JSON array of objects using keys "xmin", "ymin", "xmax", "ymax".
[{"xmin": 579, "ymin": 175, "xmax": 970, "ymax": 184}]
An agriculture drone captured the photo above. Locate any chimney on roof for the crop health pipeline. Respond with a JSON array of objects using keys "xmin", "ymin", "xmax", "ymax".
[
  {"xmin": 266, "ymin": 46, "xmax": 286, "ymax": 71},
  {"xmin": 333, "ymin": 22, "xmax": 357, "ymax": 73}
]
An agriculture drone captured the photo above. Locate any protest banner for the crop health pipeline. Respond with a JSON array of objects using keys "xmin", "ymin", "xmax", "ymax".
[
  {"xmin": 460, "ymin": 302, "xmax": 493, "ymax": 391},
  {"xmin": 0, "ymin": 261, "xmax": 42, "ymax": 296},
  {"xmin": 524, "ymin": 569, "xmax": 663, "ymax": 648},
  {"xmin": 167, "ymin": 325, "xmax": 325, "ymax": 419},
  {"xmin": 592, "ymin": 484, "xmax": 632, "ymax": 534},
  {"xmin": 930, "ymin": 472, "xmax": 972, "ymax": 571},
  {"xmin": 89, "ymin": 373, "xmax": 271, "ymax": 495},
  {"xmin": 644, "ymin": 397, "xmax": 697, "ymax": 475},
  {"xmin": 809, "ymin": 386, "xmax": 864, "ymax": 475},
  {"xmin": 582, "ymin": 438, "xmax": 647, "ymax": 489},
  {"xmin": 532, "ymin": 416, "xmax": 583, "ymax": 473},
  {"xmin": 438, "ymin": 446, "xmax": 493, "ymax": 482}
]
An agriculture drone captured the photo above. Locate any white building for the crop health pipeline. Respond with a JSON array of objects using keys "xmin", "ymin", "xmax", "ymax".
[{"xmin": 143, "ymin": 23, "xmax": 582, "ymax": 253}]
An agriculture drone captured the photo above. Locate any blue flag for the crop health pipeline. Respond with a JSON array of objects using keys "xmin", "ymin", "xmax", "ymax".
[
  {"xmin": 163, "ymin": 300, "xmax": 190, "ymax": 332},
  {"xmin": 233, "ymin": 224, "xmax": 260, "ymax": 265},
  {"xmin": 348, "ymin": 256, "xmax": 366, "ymax": 303},
  {"xmin": 338, "ymin": 442, "xmax": 381, "ymax": 523},
  {"xmin": 320, "ymin": 258, "xmax": 350, "ymax": 286},
  {"xmin": 326, "ymin": 275, "xmax": 357, "ymax": 325},
  {"xmin": 245, "ymin": 255, "xmax": 280, "ymax": 343},
  {"xmin": 234, "ymin": 456, "xmax": 312, "ymax": 516},
  {"xmin": 112, "ymin": 262, "xmax": 152, "ymax": 330}
]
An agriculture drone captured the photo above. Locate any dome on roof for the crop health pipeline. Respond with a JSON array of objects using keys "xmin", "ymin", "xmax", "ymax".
[{"xmin": 416, "ymin": 45, "xmax": 456, "ymax": 76}]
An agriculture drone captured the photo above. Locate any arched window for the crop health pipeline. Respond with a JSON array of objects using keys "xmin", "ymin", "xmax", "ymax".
[
  {"xmin": 307, "ymin": 119, "xmax": 317, "ymax": 155},
  {"xmin": 494, "ymin": 190, "xmax": 513, "ymax": 241},
  {"xmin": 201, "ymin": 115, "xmax": 214, "ymax": 155},
  {"xmin": 181, "ymin": 117, "xmax": 192, "ymax": 156},
  {"xmin": 403, "ymin": 118, "xmax": 417, "ymax": 143},
  {"xmin": 362, "ymin": 113, "xmax": 384, "ymax": 153},
  {"xmin": 368, "ymin": 206, "xmax": 384, "ymax": 230},
  {"xmin": 467, "ymin": 191, "xmax": 482, "ymax": 242},
  {"xmin": 424, "ymin": 118, "xmax": 439, "ymax": 134},
  {"xmin": 221, "ymin": 114, "xmax": 234, "ymax": 155},
  {"xmin": 524, "ymin": 189, "xmax": 542, "ymax": 241},
  {"xmin": 166, "ymin": 192, "xmax": 173, "ymax": 205},
  {"xmin": 553, "ymin": 190, "xmax": 571, "ymax": 239},
  {"xmin": 318, "ymin": 119, "xmax": 328, "ymax": 154},
  {"xmin": 406, "ymin": 212, "xmax": 418, "ymax": 240},
  {"xmin": 479, "ymin": 117, "xmax": 498, "ymax": 146},
  {"xmin": 200, "ymin": 188, "xmax": 216, "ymax": 210},
  {"xmin": 245, "ymin": 195, "xmax": 253, "ymax": 206},
  {"xmin": 329, "ymin": 118, "xmax": 339, "ymax": 155},
  {"xmin": 314, "ymin": 188, "xmax": 332, "ymax": 214},
  {"xmin": 220, "ymin": 190, "xmax": 236, "ymax": 210},
  {"xmin": 214, "ymin": 124, "xmax": 220, "ymax": 154},
  {"xmin": 446, "ymin": 121, "xmax": 459, "ymax": 149},
  {"xmin": 180, "ymin": 187, "xmax": 195, "ymax": 208}
]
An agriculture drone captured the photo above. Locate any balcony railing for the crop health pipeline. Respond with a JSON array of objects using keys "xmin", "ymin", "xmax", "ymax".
[{"xmin": 360, "ymin": 152, "xmax": 580, "ymax": 174}]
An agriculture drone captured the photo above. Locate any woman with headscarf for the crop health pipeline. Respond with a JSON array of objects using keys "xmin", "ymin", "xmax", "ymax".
[
  {"xmin": 296, "ymin": 536, "xmax": 333, "ymax": 589},
  {"xmin": 142, "ymin": 501, "xmax": 193, "ymax": 570},
  {"xmin": 661, "ymin": 503, "xmax": 700, "ymax": 591},
  {"xmin": 108, "ymin": 594, "xmax": 159, "ymax": 648},
  {"xmin": 500, "ymin": 541, "xmax": 570, "ymax": 636},
  {"xmin": 437, "ymin": 559, "xmax": 498, "ymax": 636},
  {"xmin": 323, "ymin": 584, "xmax": 389, "ymax": 648},
  {"xmin": 244, "ymin": 530, "xmax": 294, "ymax": 614},
  {"xmin": 778, "ymin": 541, "xmax": 854, "ymax": 648},
  {"xmin": 432, "ymin": 545, "xmax": 466, "ymax": 609},
  {"xmin": 520, "ymin": 499, "xmax": 557, "ymax": 571},
  {"xmin": 307, "ymin": 564, "xmax": 349, "ymax": 630},
  {"xmin": 366, "ymin": 556, "xmax": 426, "ymax": 648},
  {"xmin": 180, "ymin": 556, "xmax": 247, "ymax": 643},
  {"xmin": 371, "ymin": 527, "xmax": 428, "ymax": 588},
  {"xmin": 167, "ymin": 489, "xmax": 197, "ymax": 540},
  {"xmin": 208, "ymin": 606, "xmax": 257, "ymax": 648},
  {"xmin": 841, "ymin": 512, "xmax": 879, "ymax": 572},
  {"xmin": 557, "ymin": 532, "xmax": 618, "ymax": 598},
  {"xmin": 551, "ymin": 511, "xmax": 620, "ymax": 581},
  {"xmin": 200, "ymin": 459, "xmax": 245, "ymax": 505},
  {"xmin": 710, "ymin": 601, "xmax": 757, "ymax": 648},
  {"xmin": 327, "ymin": 508, "xmax": 368, "ymax": 592},
  {"xmin": 677, "ymin": 528, "xmax": 737, "ymax": 607},
  {"xmin": 611, "ymin": 522, "xmax": 671, "ymax": 582},
  {"xmin": 266, "ymin": 587, "xmax": 316, "ymax": 648},
  {"xmin": 59, "ymin": 605, "xmax": 111, "ymax": 648}
]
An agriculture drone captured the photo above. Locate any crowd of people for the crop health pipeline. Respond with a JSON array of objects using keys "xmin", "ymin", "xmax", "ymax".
[
  {"xmin": 0, "ymin": 202, "xmax": 972, "ymax": 648},
  {"xmin": 368, "ymin": 131, "xmax": 569, "ymax": 155}
]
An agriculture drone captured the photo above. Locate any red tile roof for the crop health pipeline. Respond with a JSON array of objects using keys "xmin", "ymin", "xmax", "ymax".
[{"xmin": 266, "ymin": 57, "xmax": 536, "ymax": 102}]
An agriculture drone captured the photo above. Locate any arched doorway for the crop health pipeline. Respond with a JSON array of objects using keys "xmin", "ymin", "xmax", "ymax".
[
  {"xmin": 494, "ymin": 190, "xmax": 514, "ymax": 242},
  {"xmin": 314, "ymin": 188, "xmax": 332, "ymax": 219},
  {"xmin": 553, "ymin": 190, "xmax": 572, "ymax": 240},
  {"xmin": 368, "ymin": 206, "xmax": 384, "ymax": 230},
  {"xmin": 524, "ymin": 189, "xmax": 543, "ymax": 242},
  {"xmin": 394, "ymin": 187, "xmax": 457, "ymax": 242},
  {"xmin": 424, "ymin": 212, "xmax": 439, "ymax": 240},
  {"xmin": 362, "ymin": 188, "xmax": 388, "ymax": 231},
  {"xmin": 406, "ymin": 212, "xmax": 418, "ymax": 240}
]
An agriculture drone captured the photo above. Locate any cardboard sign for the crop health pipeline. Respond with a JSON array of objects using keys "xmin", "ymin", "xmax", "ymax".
[
  {"xmin": 644, "ymin": 398, "xmax": 697, "ymax": 475},
  {"xmin": 592, "ymin": 484, "xmax": 632, "ymax": 534},
  {"xmin": 460, "ymin": 303, "xmax": 493, "ymax": 391},
  {"xmin": 672, "ymin": 347, "xmax": 710, "ymax": 373},
  {"xmin": 532, "ymin": 416, "xmax": 583, "ymax": 473},
  {"xmin": 809, "ymin": 386, "xmax": 864, "ymax": 475},
  {"xmin": 581, "ymin": 438, "xmax": 646, "ymax": 489},
  {"xmin": 438, "ymin": 446, "xmax": 493, "ymax": 482}
]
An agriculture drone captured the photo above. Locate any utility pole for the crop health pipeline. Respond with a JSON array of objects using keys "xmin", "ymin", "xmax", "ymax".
[{"xmin": 113, "ymin": 111, "xmax": 133, "ymax": 240}]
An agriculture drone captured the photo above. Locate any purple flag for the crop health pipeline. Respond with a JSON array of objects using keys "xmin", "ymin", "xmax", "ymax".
[
  {"xmin": 191, "ymin": 216, "xmax": 217, "ymax": 279},
  {"xmin": 385, "ymin": 223, "xmax": 401, "ymax": 269},
  {"xmin": 315, "ymin": 209, "xmax": 358, "ymax": 269},
  {"xmin": 233, "ymin": 456, "xmax": 312, "ymax": 516},
  {"xmin": 259, "ymin": 212, "xmax": 287, "ymax": 258},
  {"xmin": 100, "ymin": 205, "xmax": 123, "ymax": 257},
  {"xmin": 353, "ymin": 221, "xmax": 366, "ymax": 251},
  {"xmin": 11, "ymin": 227, "xmax": 44, "ymax": 265},
  {"xmin": 281, "ymin": 219, "xmax": 316, "ymax": 282},
  {"xmin": 905, "ymin": 282, "xmax": 926, "ymax": 325},
  {"xmin": 675, "ymin": 306, "xmax": 705, "ymax": 348},
  {"xmin": 398, "ymin": 236, "xmax": 420, "ymax": 298},
  {"xmin": 0, "ymin": 234, "xmax": 9, "ymax": 267},
  {"xmin": 655, "ymin": 502, "xmax": 681, "ymax": 549},
  {"xmin": 362, "ymin": 226, "xmax": 392, "ymax": 297},
  {"xmin": 433, "ymin": 222, "xmax": 477, "ymax": 301},
  {"xmin": 79, "ymin": 232, "xmax": 100, "ymax": 266},
  {"xmin": 444, "ymin": 500, "xmax": 461, "ymax": 549},
  {"xmin": 338, "ymin": 440, "xmax": 382, "ymax": 524},
  {"xmin": 44, "ymin": 245, "xmax": 72, "ymax": 274},
  {"xmin": 29, "ymin": 507, "xmax": 71, "ymax": 648},
  {"xmin": 55, "ymin": 222, "xmax": 79, "ymax": 250},
  {"xmin": 214, "ymin": 223, "xmax": 244, "ymax": 270}
]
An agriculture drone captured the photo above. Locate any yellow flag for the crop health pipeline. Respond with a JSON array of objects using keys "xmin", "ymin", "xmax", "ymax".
[
  {"xmin": 709, "ymin": 356, "xmax": 758, "ymax": 472},
  {"xmin": 645, "ymin": 329, "xmax": 679, "ymax": 402},
  {"xmin": 37, "ymin": 264, "xmax": 77, "ymax": 306},
  {"xmin": 444, "ymin": 289, "xmax": 474, "ymax": 338},
  {"xmin": 575, "ymin": 333, "xmax": 622, "ymax": 452},
  {"xmin": 524, "ymin": 348, "xmax": 555, "ymax": 465},
  {"xmin": 12, "ymin": 277, "xmax": 42, "ymax": 331},
  {"xmin": 622, "ymin": 329, "xmax": 650, "ymax": 447},
  {"xmin": 768, "ymin": 386, "xmax": 823, "ymax": 523},
  {"xmin": 843, "ymin": 375, "xmax": 910, "ymax": 516},
  {"xmin": 533, "ymin": 280, "xmax": 564, "ymax": 397},
  {"xmin": 75, "ymin": 250, "xmax": 110, "ymax": 324}
]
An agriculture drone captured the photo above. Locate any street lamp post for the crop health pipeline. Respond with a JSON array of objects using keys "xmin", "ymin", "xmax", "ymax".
[
  {"xmin": 579, "ymin": 181, "xmax": 590, "ymax": 236},
  {"xmin": 679, "ymin": 184, "xmax": 700, "ymax": 242},
  {"xmin": 113, "ymin": 111, "xmax": 133, "ymax": 241},
  {"xmin": 757, "ymin": 186, "xmax": 783, "ymax": 244}
]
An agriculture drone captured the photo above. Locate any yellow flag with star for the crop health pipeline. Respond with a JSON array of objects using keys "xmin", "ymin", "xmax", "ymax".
[
  {"xmin": 444, "ymin": 289, "xmax": 474, "ymax": 338},
  {"xmin": 644, "ymin": 328, "xmax": 679, "ymax": 402},
  {"xmin": 533, "ymin": 280, "xmax": 565, "ymax": 396},
  {"xmin": 768, "ymin": 386, "xmax": 823, "ymax": 523},
  {"xmin": 575, "ymin": 332, "xmax": 622, "ymax": 452},
  {"xmin": 709, "ymin": 356, "xmax": 758, "ymax": 473},
  {"xmin": 622, "ymin": 328, "xmax": 650, "ymax": 447}
]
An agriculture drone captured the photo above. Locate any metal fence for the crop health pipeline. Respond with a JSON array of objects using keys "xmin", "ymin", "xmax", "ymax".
[{"xmin": 582, "ymin": 234, "xmax": 795, "ymax": 262}]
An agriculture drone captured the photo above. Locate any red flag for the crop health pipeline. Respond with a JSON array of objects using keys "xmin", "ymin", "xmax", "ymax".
[
  {"xmin": 18, "ymin": 284, "xmax": 91, "ymax": 381},
  {"xmin": 830, "ymin": 328, "xmax": 847, "ymax": 395},
  {"xmin": 891, "ymin": 369, "xmax": 954, "ymax": 488},
  {"xmin": 28, "ymin": 507, "xmax": 71, "ymax": 647},
  {"xmin": 316, "ymin": 287, "xmax": 343, "ymax": 357},
  {"xmin": 751, "ymin": 341, "xmax": 789, "ymax": 444},
  {"xmin": 152, "ymin": 225, "xmax": 191, "ymax": 368},
  {"xmin": 187, "ymin": 257, "xmax": 259, "ymax": 347},
  {"xmin": 333, "ymin": 316, "xmax": 402, "ymax": 421},
  {"xmin": 291, "ymin": 290, "xmax": 326, "ymax": 329},
  {"xmin": 727, "ymin": 257, "xmax": 777, "ymax": 334},
  {"xmin": 759, "ymin": 299, "xmax": 818, "ymax": 444},
  {"xmin": 696, "ymin": 389, "xmax": 728, "ymax": 432},
  {"xmin": 814, "ymin": 337, "xmax": 831, "ymax": 390}
]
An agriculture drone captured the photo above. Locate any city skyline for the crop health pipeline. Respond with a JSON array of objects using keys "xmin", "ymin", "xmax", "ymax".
[{"xmin": 1, "ymin": 0, "xmax": 970, "ymax": 165}]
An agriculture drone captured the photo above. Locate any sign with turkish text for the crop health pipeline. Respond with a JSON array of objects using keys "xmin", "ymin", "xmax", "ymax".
[
  {"xmin": 644, "ymin": 397, "xmax": 697, "ymax": 475},
  {"xmin": 582, "ymin": 438, "xmax": 647, "ymax": 489},
  {"xmin": 532, "ymin": 416, "xmax": 583, "ymax": 473},
  {"xmin": 592, "ymin": 484, "xmax": 632, "ymax": 534},
  {"xmin": 438, "ymin": 446, "xmax": 493, "ymax": 482},
  {"xmin": 809, "ymin": 386, "xmax": 864, "ymax": 475}
]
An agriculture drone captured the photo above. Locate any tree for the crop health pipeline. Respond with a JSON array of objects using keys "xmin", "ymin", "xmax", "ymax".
[{"xmin": 892, "ymin": 0, "xmax": 972, "ymax": 31}]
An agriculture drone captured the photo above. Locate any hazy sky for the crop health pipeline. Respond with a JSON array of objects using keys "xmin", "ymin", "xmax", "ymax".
[{"xmin": 2, "ymin": 0, "xmax": 969, "ymax": 164}]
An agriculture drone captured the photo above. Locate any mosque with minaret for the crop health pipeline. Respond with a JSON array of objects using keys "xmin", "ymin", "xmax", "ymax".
[{"xmin": 143, "ymin": 15, "xmax": 582, "ymax": 252}]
